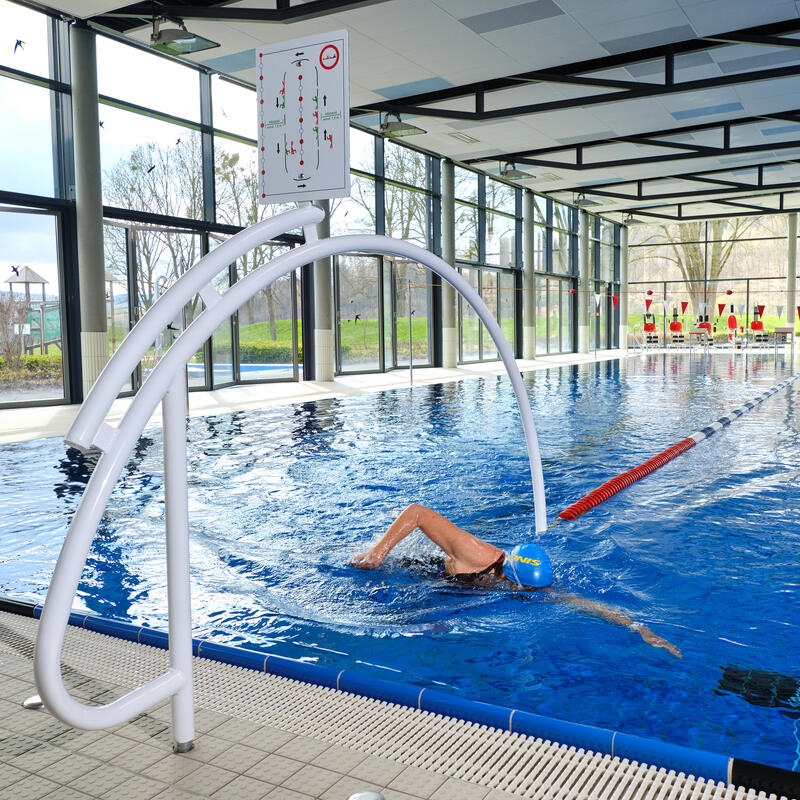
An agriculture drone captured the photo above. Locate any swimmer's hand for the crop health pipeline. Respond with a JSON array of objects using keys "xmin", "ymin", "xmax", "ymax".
[
  {"xmin": 637, "ymin": 625, "xmax": 682, "ymax": 659},
  {"xmin": 351, "ymin": 550, "xmax": 383, "ymax": 569}
]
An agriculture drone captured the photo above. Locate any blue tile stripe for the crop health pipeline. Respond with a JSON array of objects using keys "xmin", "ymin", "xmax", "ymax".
[{"xmin": 30, "ymin": 603, "xmax": 730, "ymax": 783}]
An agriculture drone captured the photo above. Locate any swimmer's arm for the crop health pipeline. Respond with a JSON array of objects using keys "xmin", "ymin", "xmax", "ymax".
[
  {"xmin": 352, "ymin": 504, "xmax": 483, "ymax": 570},
  {"xmin": 556, "ymin": 592, "xmax": 682, "ymax": 659}
]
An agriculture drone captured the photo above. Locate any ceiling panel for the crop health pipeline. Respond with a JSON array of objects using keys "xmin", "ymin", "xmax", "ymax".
[{"xmin": 58, "ymin": 0, "xmax": 800, "ymax": 220}]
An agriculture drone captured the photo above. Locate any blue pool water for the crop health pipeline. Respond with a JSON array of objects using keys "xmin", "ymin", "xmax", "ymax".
[{"xmin": 1, "ymin": 352, "xmax": 799, "ymax": 770}]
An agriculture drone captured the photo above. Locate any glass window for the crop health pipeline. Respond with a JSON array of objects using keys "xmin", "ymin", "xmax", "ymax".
[
  {"xmin": 0, "ymin": 76, "xmax": 55, "ymax": 197},
  {"xmin": 454, "ymin": 166, "xmax": 478, "ymax": 204},
  {"xmin": 548, "ymin": 279, "xmax": 560, "ymax": 353},
  {"xmin": 241, "ymin": 271, "xmax": 297, "ymax": 382},
  {"xmin": 455, "ymin": 203, "xmax": 478, "ymax": 260},
  {"xmin": 331, "ymin": 173, "xmax": 375, "ymax": 235},
  {"xmin": 337, "ymin": 255, "xmax": 380, "ymax": 371},
  {"xmin": 393, "ymin": 260, "xmax": 430, "ymax": 366},
  {"xmin": 0, "ymin": 1, "xmax": 50, "ymax": 77},
  {"xmin": 211, "ymin": 265, "xmax": 233, "ymax": 387},
  {"xmin": 100, "ymin": 105, "xmax": 202, "ymax": 218},
  {"xmin": 552, "ymin": 201, "xmax": 571, "ymax": 232},
  {"xmin": 231, "ymin": 241, "xmax": 296, "ymax": 381},
  {"xmin": 384, "ymin": 183, "xmax": 427, "ymax": 246},
  {"xmin": 486, "ymin": 211, "xmax": 515, "ymax": 267},
  {"xmin": 350, "ymin": 127, "xmax": 375, "ymax": 174},
  {"xmin": 552, "ymin": 228, "xmax": 570, "ymax": 275},
  {"xmin": 487, "ymin": 178, "xmax": 515, "ymax": 214},
  {"xmin": 535, "ymin": 276, "xmax": 547, "ymax": 355},
  {"xmin": 533, "ymin": 195, "xmax": 547, "ymax": 224},
  {"xmin": 500, "ymin": 271, "xmax": 515, "ymax": 347},
  {"xmin": 385, "ymin": 140, "xmax": 427, "ymax": 187},
  {"xmin": 211, "ymin": 76, "xmax": 255, "ymax": 138},
  {"xmin": 599, "ymin": 245, "xmax": 614, "ymax": 282},
  {"xmin": 560, "ymin": 281, "xmax": 572, "ymax": 352},
  {"xmin": 0, "ymin": 208, "xmax": 64, "ymax": 404},
  {"xmin": 481, "ymin": 270, "xmax": 498, "ymax": 360},
  {"xmin": 96, "ymin": 36, "xmax": 200, "ymax": 122},
  {"xmin": 534, "ymin": 224, "xmax": 546, "ymax": 270},
  {"xmin": 600, "ymin": 219, "xmax": 614, "ymax": 246},
  {"xmin": 459, "ymin": 267, "xmax": 480, "ymax": 361}
]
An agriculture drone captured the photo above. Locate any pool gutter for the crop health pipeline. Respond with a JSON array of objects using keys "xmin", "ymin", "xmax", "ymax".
[{"xmin": 3, "ymin": 596, "xmax": 797, "ymax": 799}]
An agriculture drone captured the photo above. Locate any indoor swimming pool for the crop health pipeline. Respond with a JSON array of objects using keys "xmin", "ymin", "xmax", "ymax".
[{"xmin": 1, "ymin": 352, "xmax": 799, "ymax": 771}]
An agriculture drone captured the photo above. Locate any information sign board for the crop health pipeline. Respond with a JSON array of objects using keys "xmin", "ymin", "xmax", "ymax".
[{"xmin": 257, "ymin": 30, "xmax": 350, "ymax": 203}]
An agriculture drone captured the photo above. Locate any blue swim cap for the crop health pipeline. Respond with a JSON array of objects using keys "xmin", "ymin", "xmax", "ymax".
[{"xmin": 502, "ymin": 544, "xmax": 553, "ymax": 588}]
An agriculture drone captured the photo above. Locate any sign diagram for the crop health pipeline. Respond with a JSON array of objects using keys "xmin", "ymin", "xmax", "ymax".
[{"xmin": 257, "ymin": 30, "xmax": 350, "ymax": 203}]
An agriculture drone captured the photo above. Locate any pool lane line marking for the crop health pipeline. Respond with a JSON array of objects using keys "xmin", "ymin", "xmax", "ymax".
[{"xmin": 557, "ymin": 372, "xmax": 800, "ymax": 522}]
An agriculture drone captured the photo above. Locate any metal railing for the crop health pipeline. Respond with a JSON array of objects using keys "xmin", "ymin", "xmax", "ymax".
[{"xmin": 34, "ymin": 205, "xmax": 548, "ymax": 751}]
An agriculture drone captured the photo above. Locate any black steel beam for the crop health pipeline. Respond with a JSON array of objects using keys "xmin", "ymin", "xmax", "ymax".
[
  {"xmin": 466, "ymin": 113, "xmax": 800, "ymax": 171},
  {"xmin": 96, "ymin": 0, "xmax": 390, "ymax": 23},
  {"xmin": 703, "ymin": 33, "xmax": 800, "ymax": 48},
  {"xmin": 625, "ymin": 202, "xmax": 800, "ymax": 221},
  {"xmin": 554, "ymin": 156, "xmax": 800, "ymax": 200},
  {"xmin": 355, "ymin": 63, "xmax": 800, "ymax": 122},
  {"xmin": 351, "ymin": 18, "xmax": 800, "ymax": 122}
]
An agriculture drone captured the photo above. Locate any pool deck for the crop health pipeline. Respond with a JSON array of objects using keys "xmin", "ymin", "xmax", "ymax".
[
  {"xmin": 0, "ymin": 609, "xmax": 786, "ymax": 800},
  {"xmin": 0, "ymin": 349, "xmax": 631, "ymax": 445}
]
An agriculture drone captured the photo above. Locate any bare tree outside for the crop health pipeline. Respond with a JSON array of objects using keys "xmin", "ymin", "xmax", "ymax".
[
  {"xmin": 0, "ymin": 293, "xmax": 28, "ymax": 367},
  {"xmin": 627, "ymin": 216, "xmax": 795, "ymax": 334}
]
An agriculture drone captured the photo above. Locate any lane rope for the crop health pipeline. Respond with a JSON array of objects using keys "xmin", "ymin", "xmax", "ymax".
[{"xmin": 557, "ymin": 372, "xmax": 800, "ymax": 522}]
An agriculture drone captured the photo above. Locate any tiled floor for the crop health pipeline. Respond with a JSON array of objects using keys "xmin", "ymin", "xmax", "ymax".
[{"xmin": 0, "ymin": 612, "xmax": 511, "ymax": 800}]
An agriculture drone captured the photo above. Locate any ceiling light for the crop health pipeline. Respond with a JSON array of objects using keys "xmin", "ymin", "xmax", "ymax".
[
  {"xmin": 151, "ymin": 18, "xmax": 219, "ymax": 56},
  {"xmin": 380, "ymin": 113, "xmax": 426, "ymax": 137},
  {"xmin": 574, "ymin": 193, "xmax": 600, "ymax": 208},
  {"xmin": 448, "ymin": 132, "xmax": 480, "ymax": 143},
  {"xmin": 499, "ymin": 162, "xmax": 530, "ymax": 179}
]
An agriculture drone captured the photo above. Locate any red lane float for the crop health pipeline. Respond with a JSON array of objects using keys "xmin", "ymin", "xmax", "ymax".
[
  {"xmin": 557, "ymin": 373, "xmax": 800, "ymax": 523},
  {"xmin": 557, "ymin": 438, "xmax": 696, "ymax": 521}
]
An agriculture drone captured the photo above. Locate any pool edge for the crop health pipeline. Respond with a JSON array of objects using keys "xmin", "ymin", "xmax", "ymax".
[{"xmin": 4, "ymin": 597, "xmax": 797, "ymax": 799}]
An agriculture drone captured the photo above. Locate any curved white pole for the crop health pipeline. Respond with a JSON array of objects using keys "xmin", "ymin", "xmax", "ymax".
[{"xmin": 35, "ymin": 229, "xmax": 547, "ymax": 740}]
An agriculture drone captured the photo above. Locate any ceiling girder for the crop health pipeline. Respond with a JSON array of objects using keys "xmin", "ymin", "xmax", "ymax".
[
  {"xmin": 557, "ymin": 157, "xmax": 800, "ymax": 200},
  {"xmin": 351, "ymin": 18, "xmax": 800, "ymax": 122},
  {"xmin": 92, "ymin": 0, "xmax": 390, "ymax": 26},
  {"xmin": 465, "ymin": 110, "xmax": 800, "ymax": 171},
  {"xmin": 625, "ymin": 195, "xmax": 796, "ymax": 221}
]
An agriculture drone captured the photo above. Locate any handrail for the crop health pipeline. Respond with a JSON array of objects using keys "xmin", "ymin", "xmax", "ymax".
[{"xmin": 35, "ymin": 220, "xmax": 547, "ymax": 751}]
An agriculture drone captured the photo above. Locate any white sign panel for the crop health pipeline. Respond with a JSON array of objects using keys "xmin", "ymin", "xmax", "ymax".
[{"xmin": 257, "ymin": 30, "xmax": 350, "ymax": 203}]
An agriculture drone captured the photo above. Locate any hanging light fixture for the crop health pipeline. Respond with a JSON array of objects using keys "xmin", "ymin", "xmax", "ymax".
[
  {"xmin": 150, "ymin": 18, "xmax": 219, "ymax": 56},
  {"xmin": 499, "ymin": 161, "xmax": 529, "ymax": 179},
  {"xmin": 380, "ymin": 112, "xmax": 426, "ymax": 137}
]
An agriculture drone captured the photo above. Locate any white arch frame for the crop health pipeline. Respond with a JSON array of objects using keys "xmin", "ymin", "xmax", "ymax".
[{"xmin": 34, "ymin": 205, "xmax": 547, "ymax": 750}]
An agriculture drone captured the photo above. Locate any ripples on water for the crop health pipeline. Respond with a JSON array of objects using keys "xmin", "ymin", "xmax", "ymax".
[{"xmin": 1, "ymin": 352, "xmax": 799, "ymax": 769}]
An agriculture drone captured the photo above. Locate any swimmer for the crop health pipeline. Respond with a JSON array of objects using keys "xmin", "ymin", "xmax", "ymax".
[{"xmin": 352, "ymin": 504, "xmax": 682, "ymax": 658}]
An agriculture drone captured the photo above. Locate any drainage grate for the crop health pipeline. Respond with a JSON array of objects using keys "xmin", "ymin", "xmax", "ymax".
[{"xmin": 0, "ymin": 611, "xmax": 792, "ymax": 800}]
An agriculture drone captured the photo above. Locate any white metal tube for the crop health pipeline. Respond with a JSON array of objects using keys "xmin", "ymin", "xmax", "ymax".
[
  {"xmin": 67, "ymin": 205, "xmax": 324, "ymax": 451},
  {"xmin": 162, "ymin": 372, "xmax": 194, "ymax": 750},
  {"xmin": 36, "ymin": 229, "xmax": 549, "ymax": 736}
]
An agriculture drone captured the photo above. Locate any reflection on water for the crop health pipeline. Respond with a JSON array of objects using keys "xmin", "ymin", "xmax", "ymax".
[{"xmin": 0, "ymin": 353, "xmax": 799, "ymax": 769}]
